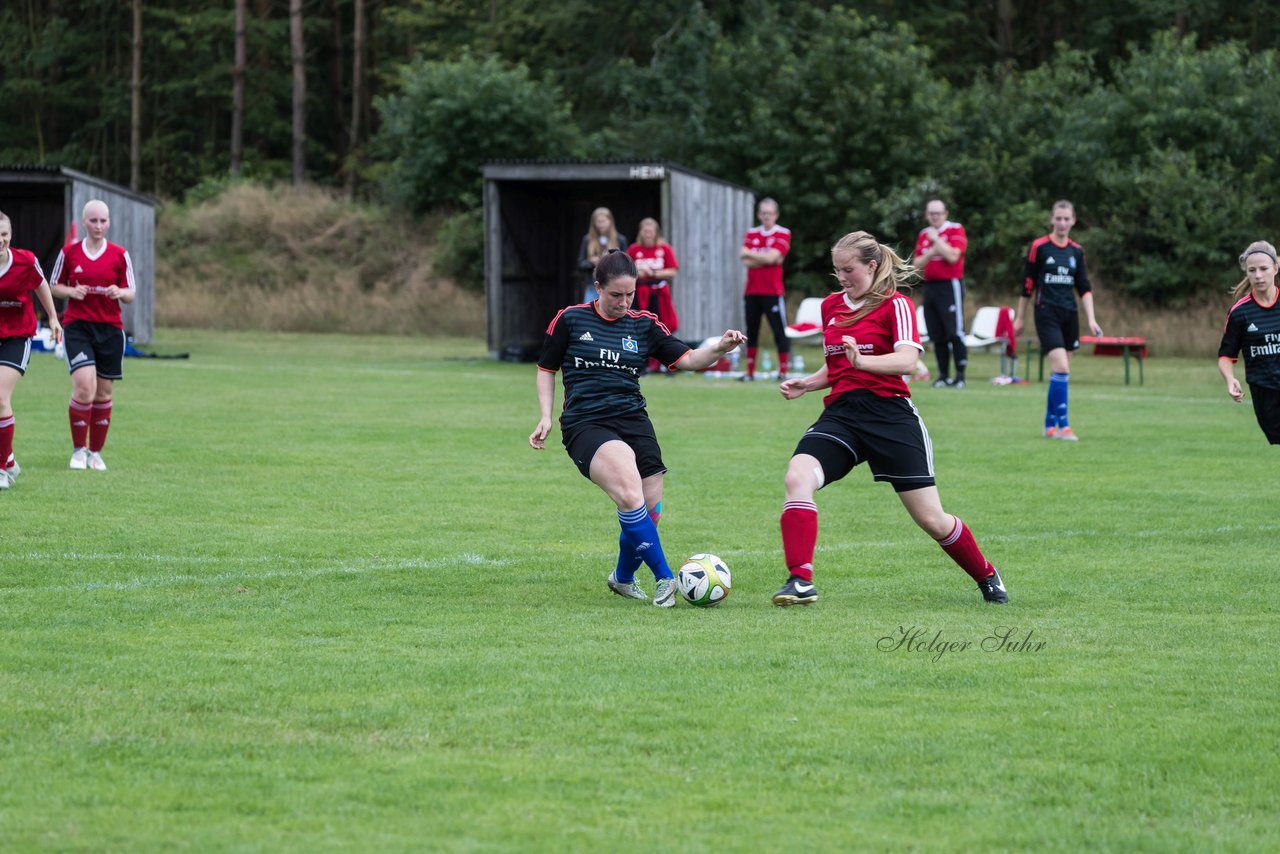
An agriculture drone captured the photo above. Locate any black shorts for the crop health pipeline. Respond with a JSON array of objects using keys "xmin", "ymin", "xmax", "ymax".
[
  {"xmin": 1250, "ymin": 384, "xmax": 1280, "ymax": 445},
  {"xmin": 64, "ymin": 320, "xmax": 126, "ymax": 380},
  {"xmin": 0, "ymin": 337, "xmax": 33, "ymax": 375},
  {"xmin": 1034, "ymin": 304, "xmax": 1080, "ymax": 353},
  {"xmin": 793, "ymin": 390, "xmax": 936, "ymax": 492},
  {"xmin": 561, "ymin": 412, "xmax": 668, "ymax": 479}
]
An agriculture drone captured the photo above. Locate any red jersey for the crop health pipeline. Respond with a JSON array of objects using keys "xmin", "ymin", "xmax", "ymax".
[
  {"xmin": 627, "ymin": 242, "xmax": 678, "ymax": 284},
  {"xmin": 821, "ymin": 290, "xmax": 922, "ymax": 404},
  {"xmin": 913, "ymin": 221, "xmax": 967, "ymax": 281},
  {"xmin": 743, "ymin": 225, "xmax": 790, "ymax": 296},
  {"xmin": 0, "ymin": 248, "xmax": 49, "ymax": 339},
  {"xmin": 51, "ymin": 239, "xmax": 135, "ymax": 328}
]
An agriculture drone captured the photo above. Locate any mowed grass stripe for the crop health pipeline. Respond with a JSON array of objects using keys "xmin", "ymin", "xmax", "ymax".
[{"xmin": 1, "ymin": 329, "xmax": 1276, "ymax": 851}]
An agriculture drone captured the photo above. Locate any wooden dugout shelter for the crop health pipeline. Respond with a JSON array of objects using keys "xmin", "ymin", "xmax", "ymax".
[
  {"xmin": 482, "ymin": 161, "xmax": 756, "ymax": 359},
  {"xmin": 0, "ymin": 165, "xmax": 157, "ymax": 344}
]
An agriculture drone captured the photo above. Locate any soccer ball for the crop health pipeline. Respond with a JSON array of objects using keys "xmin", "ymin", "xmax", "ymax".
[{"xmin": 677, "ymin": 554, "xmax": 732, "ymax": 607}]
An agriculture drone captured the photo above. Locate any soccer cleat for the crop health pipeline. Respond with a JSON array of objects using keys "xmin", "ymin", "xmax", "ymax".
[
  {"xmin": 1054, "ymin": 427, "xmax": 1079, "ymax": 442},
  {"xmin": 5, "ymin": 454, "xmax": 19, "ymax": 481},
  {"xmin": 69, "ymin": 448, "xmax": 89, "ymax": 470},
  {"xmin": 1043, "ymin": 426, "xmax": 1058, "ymax": 439},
  {"xmin": 772, "ymin": 575, "xmax": 818, "ymax": 607},
  {"xmin": 87, "ymin": 451, "xmax": 108, "ymax": 471},
  {"xmin": 737, "ymin": 374, "xmax": 755, "ymax": 382},
  {"xmin": 653, "ymin": 577, "xmax": 677, "ymax": 608},
  {"xmin": 607, "ymin": 571, "xmax": 647, "ymax": 601},
  {"xmin": 952, "ymin": 379, "xmax": 966, "ymax": 389},
  {"xmin": 0, "ymin": 469, "xmax": 9, "ymax": 490},
  {"xmin": 977, "ymin": 568, "xmax": 1009, "ymax": 604},
  {"xmin": 932, "ymin": 378, "xmax": 952, "ymax": 388}
]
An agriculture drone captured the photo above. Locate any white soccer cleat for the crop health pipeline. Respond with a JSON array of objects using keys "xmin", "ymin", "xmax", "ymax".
[
  {"xmin": 607, "ymin": 571, "xmax": 647, "ymax": 601},
  {"xmin": 69, "ymin": 448, "xmax": 89, "ymax": 470},
  {"xmin": 87, "ymin": 451, "xmax": 108, "ymax": 471},
  {"xmin": 653, "ymin": 577, "xmax": 677, "ymax": 608},
  {"xmin": 5, "ymin": 454, "xmax": 18, "ymax": 481}
]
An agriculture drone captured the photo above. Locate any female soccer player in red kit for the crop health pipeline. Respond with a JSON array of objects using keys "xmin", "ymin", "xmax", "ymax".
[
  {"xmin": 50, "ymin": 200, "xmax": 135, "ymax": 472},
  {"xmin": 0, "ymin": 210, "xmax": 64, "ymax": 490},
  {"xmin": 771, "ymin": 231, "xmax": 1006, "ymax": 606}
]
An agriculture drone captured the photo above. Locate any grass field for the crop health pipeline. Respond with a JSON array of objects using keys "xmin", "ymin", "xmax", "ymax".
[{"xmin": 2, "ymin": 330, "xmax": 1277, "ymax": 852}]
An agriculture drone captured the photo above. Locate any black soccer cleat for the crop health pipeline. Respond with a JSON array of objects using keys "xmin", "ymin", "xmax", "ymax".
[
  {"xmin": 772, "ymin": 575, "xmax": 818, "ymax": 607},
  {"xmin": 977, "ymin": 568, "xmax": 1008, "ymax": 604}
]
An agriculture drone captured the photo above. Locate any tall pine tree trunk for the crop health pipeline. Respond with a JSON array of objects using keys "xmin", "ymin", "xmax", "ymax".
[
  {"xmin": 996, "ymin": 0, "xmax": 1016, "ymax": 64},
  {"xmin": 290, "ymin": 0, "xmax": 306, "ymax": 187},
  {"xmin": 130, "ymin": 0, "xmax": 142, "ymax": 191},
  {"xmin": 231, "ymin": 0, "xmax": 246, "ymax": 176},
  {"xmin": 345, "ymin": 0, "xmax": 364, "ymax": 196}
]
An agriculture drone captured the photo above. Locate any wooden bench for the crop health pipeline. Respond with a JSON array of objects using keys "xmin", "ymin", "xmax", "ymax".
[{"xmin": 1029, "ymin": 336, "xmax": 1148, "ymax": 385}]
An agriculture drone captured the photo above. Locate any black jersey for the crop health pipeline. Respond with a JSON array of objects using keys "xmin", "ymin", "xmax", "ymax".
[
  {"xmin": 1219, "ymin": 292, "xmax": 1280, "ymax": 389},
  {"xmin": 538, "ymin": 302, "xmax": 690, "ymax": 427},
  {"xmin": 1022, "ymin": 235, "xmax": 1092, "ymax": 311}
]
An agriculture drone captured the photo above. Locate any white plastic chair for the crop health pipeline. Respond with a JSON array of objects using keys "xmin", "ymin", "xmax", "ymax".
[
  {"xmin": 785, "ymin": 297, "xmax": 825, "ymax": 340},
  {"xmin": 964, "ymin": 305, "xmax": 1007, "ymax": 351},
  {"xmin": 916, "ymin": 304, "xmax": 930, "ymax": 345}
]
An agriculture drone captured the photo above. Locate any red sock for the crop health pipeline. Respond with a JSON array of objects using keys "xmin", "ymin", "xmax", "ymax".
[
  {"xmin": 0, "ymin": 415, "xmax": 14, "ymax": 467},
  {"xmin": 778, "ymin": 351, "xmax": 790, "ymax": 376},
  {"xmin": 89, "ymin": 399, "xmax": 112, "ymax": 453},
  {"xmin": 69, "ymin": 398, "xmax": 92, "ymax": 449},
  {"xmin": 746, "ymin": 347, "xmax": 758, "ymax": 377},
  {"xmin": 780, "ymin": 500, "xmax": 818, "ymax": 582},
  {"xmin": 937, "ymin": 517, "xmax": 994, "ymax": 583}
]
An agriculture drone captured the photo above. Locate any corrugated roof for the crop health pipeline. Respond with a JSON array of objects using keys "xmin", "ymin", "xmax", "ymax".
[
  {"xmin": 0, "ymin": 164, "xmax": 159, "ymax": 206},
  {"xmin": 482, "ymin": 159, "xmax": 752, "ymax": 192}
]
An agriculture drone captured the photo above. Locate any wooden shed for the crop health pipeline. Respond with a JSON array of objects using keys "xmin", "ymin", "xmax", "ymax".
[
  {"xmin": 482, "ymin": 161, "xmax": 755, "ymax": 358},
  {"xmin": 0, "ymin": 165, "xmax": 157, "ymax": 344}
]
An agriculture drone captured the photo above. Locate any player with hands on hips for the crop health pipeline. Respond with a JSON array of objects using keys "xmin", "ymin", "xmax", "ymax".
[
  {"xmin": 0, "ymin": 209, "xmax": 65, "ymax": 490},
  {"xmin": 773, "ymin": 231, "xmax": 1007, "ymax": 607},
  {"xmin": 530, "ymin": 249, "xmax": 746, "ymax": 607}
]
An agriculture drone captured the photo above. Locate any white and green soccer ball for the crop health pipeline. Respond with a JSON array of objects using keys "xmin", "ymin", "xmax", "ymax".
[{"xmin": 677, "ymin": 554, "xmax": 732, "ymax": 607}]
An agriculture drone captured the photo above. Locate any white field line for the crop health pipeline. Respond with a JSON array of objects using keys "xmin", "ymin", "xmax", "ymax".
[
  {"xmin": 8, "ymin": 522, "xmax": 1274, "ymax": 594},
  {"xmin": 10, "ymin": 553, "xmax": 508, "ymax": 593}
]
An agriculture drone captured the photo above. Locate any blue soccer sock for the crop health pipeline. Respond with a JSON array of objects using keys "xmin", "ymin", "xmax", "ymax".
[
  {"xmin": 1048, "ymin": 372, "xmax": 1070, "ymax": 428},
  {"xmin": 613, "ymin": 530, "xmax": 642, "ymax": 584},
  {"xmin": 617, "ymin": 504, "xmax": 673, "ymax": 581},
  {"xmin": 612, "ymin": 503, "xmax": 662, "ymax": 584}
]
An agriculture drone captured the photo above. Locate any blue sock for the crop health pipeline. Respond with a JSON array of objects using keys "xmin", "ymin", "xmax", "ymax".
[
  {"xmin": 1049, "ymin": 372, "xmax": 1070, "ymax": 428},
  {"xmin": 617, "ymin": 505, "xmax": 673, "ymax": 580},
  {"xmin": 613, "ymin": 502, "xmax": 662, "ymax": 583},
  {"xmin": 613, "ymin": 530, "xmax": 643, "ymax": 583}
]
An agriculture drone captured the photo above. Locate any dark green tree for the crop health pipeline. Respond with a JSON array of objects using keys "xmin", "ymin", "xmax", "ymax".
[{"xmin": 372, "ymin": 52, "xmax": 580, "ymax": 213}]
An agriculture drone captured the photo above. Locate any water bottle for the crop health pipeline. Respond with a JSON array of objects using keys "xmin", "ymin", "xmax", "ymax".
[
  {"xmin": 762, "ymin": 350, "xmax": 774, "ymax": 375},
  {"xmin": 793, "ymin": 353, "xmax": 805, "ymax": 374},
  {"xmin": 729, "ymin": 349, "xmax": 741, "ymax": 373}
]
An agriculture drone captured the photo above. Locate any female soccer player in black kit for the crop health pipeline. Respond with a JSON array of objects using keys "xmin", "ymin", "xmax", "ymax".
[
  {"xmin": 771, "ymin": 231, "xmax": 1006, "ymax": 607},
  {"xmin": 529, "ymin": 250, "xmax": 746, "ymax": 607},
  {"xmin": 1218, "ymin": 240, "xmax": 1280, "ymax": 444},
  {"xmin": 1013, "ymin": 201, "xmax": 1104, "ymax": 441}
]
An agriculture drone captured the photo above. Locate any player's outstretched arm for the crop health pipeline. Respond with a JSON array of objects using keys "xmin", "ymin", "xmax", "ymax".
[{"xmin": 675, "ymin": 329, "xmax": 747, "ymax": 372}]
